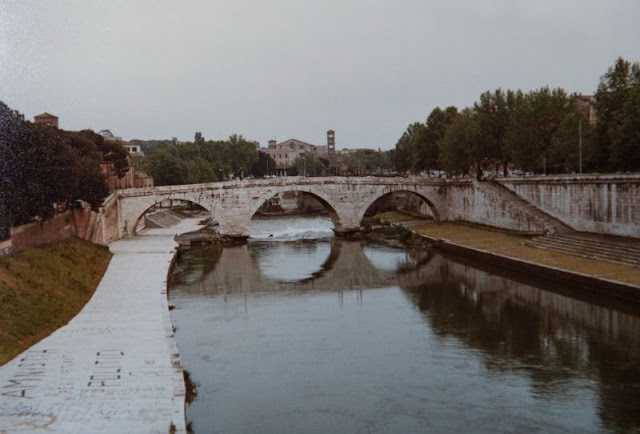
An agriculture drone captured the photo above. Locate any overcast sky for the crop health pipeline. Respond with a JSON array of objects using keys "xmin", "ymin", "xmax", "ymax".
[{"xmin": 1, "ymin": 1, "xmax": 639, "ymax": 149}]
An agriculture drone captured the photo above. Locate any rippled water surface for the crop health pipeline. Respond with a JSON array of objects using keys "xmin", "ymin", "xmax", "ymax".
[{"xmin": 170, "ymin": 216, "xmax": 640, "ymax": 433}]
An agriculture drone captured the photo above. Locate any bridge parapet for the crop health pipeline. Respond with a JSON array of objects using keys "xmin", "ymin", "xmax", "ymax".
[{"xmin": 97, "ymin": 174, "xmax": 639, "ymax": 242}]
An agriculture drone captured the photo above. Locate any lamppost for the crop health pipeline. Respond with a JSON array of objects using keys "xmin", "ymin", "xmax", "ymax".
[{"xmin": 579, "ymin": 120, "xmax": 583, "ymax": 174}]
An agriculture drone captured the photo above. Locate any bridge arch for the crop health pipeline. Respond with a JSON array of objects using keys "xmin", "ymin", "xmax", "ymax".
[
  {"xmin": 356, "ymin": 187, "xmax": 443, "ymax": 226},
  {"xmin": 216, "ymin": 185, "xmax": 349, "ymax": 237},
  {"xmin": 247, "ymin": 188, "xmax": 340, "ymax": 225},
  {"xmin": 105, "ymin": 178, "xmax": 452, "ymax": 242},
  {"xmin": 119, "ymin": 192, "xmax": 213, "ymax": 237}
]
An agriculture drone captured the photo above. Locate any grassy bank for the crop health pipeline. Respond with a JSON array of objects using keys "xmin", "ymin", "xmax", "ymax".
[
  {"xmin": 411, "ymin": 222, "xmax": 640, "ymax": 287},
  {"xmin": 0, "ymin": 237, "xmax": 111, "ymax": 365}
]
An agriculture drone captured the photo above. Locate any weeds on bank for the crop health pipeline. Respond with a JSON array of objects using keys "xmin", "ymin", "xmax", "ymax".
[
  {"xmin": 0, "ymin": 237, "xmax": 111, "ymax": 365},
  {"xmin": 362, "ymin": 215, "xmax": 426, "ymax": 245}
]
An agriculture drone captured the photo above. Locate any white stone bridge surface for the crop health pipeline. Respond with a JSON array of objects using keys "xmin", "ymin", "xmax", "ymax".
[
  {"xmin": 0, "ymin": 220, "xmax": 200, "ymax": 433},
  {"xmin": 110, "ymin": 176, "xmax": 448, "ymax": 240},
  {"xmin": 94, "ymin": 174, "xmax": 640, "ymax": 245}
]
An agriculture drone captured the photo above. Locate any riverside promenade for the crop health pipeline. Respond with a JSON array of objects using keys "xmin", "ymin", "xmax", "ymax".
[
  {"xmin": 0, "ymin": 219, "xmax": 200, "ymax": 433},
  {"xmin": 409, "ymin": 222, "xmax": 640, "ymax": 296}
]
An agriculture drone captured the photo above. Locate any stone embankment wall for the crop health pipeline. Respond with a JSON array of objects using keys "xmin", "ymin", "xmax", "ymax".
[
  {"xmin": 0, "ymin": 206, "xmax": 94, "ymax": 257},
  {"xmin": 444, "ymin": 180, "xmax": 550, "ymax": 233},
  {"xmin": 0, "ymin": 193, "xmax": 118, "ymax": 257},
  {"xmin": 499, "ymin": 175, "xmax": 640, "ymax": 237}
]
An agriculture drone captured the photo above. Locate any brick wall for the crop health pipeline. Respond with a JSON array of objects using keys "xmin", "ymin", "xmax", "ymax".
[{"xmin": 2, "ymin": 207, "xmax": 96, "ymax": 256}]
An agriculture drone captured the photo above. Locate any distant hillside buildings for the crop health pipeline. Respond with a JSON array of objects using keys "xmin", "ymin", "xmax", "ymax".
[
  {"xmin": 265, "ymin": 136, "xmax": 330, "ymax": 173},
  {"xmin": 97, "ymin": 130, "xmax": 153, "ymax": 190},
  {"xmin": 97, "ymin": 129, "xmax": 123, "ymax": 141},
  {"xmin": 32, "ymin": 112, "xmax": 153, "ymax": 191},
  {"xmin": 33, "ymin": 112, "xmax": 59, "ymax": 128},
  {"xmin": 261, "ymin": 129, "xmax": 377, "ymax": 175}
]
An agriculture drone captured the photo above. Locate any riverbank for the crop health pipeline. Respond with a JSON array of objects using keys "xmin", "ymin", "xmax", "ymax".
[
  {"xmin": 0, "ymin": 237, "xmax": 111, "ymax": 365},
  {"xmin": 0, "ymin": 219, "xmax": 201, "ymax": 433},
  {"xmin": 407, "ymin": 221, "xmax": 640, "ymax": 301}
]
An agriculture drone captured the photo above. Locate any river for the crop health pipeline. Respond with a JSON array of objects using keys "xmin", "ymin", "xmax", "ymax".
[{"xmin": 169, "ymin": 215, "xmax": 640, "ymax": 433}]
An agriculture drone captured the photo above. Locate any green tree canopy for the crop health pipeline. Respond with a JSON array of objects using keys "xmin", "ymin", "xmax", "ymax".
[
  {"xmin": 438, "ymin": 108, "xmax": 480, "ymax": 177},
  {"xmin": 0, "ymin": 101, "xmax": 111, "ymax": 237}
]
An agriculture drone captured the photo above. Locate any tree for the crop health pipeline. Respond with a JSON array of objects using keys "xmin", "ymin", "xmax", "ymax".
[
  {"xmin": 227, "ymin": 134, "xmax": 257, "ymax": 179},
  {"xmin": 293, "ymin": 151, "xmax": 328, "ymax": 177},
  {"xmin": 393, "ymin": 106, "xmax": 457, "ymax": 174},
  {"xmin": 615, "ymin": 81, "xmax": 640, "ymax": 170},
  {"xmin": 1, "ymin": 102, "xmax": 111, "ymax": 234},
  {"xmin": 144, "ymin": 145, "xmax": 188, "ymax": 185},
  {"xmin": 507, "ymin": 87, "xmax": 572, "ymax": 174},
  {"xmin": 474, "ymin": 89, "xmax": 518, "ymax": 176},
  {"xmin": 393, "ymin": 122, "xmax": 427, "ymax": 174},
  {"xmin": 251, "ymin": 151, "xmax": 276, "ymax": 178},
  {"xmin": 438, "ymin": 109, "xmax": 480, "ymax": 177},
  {"xmin": 194, "ymin": 131, "xmax": 204, "ymax": 144},
  {"xmin": 421, "ymin": 106, "xmax": 458, "ymax": 171},
  {"xmin": 185, "ymin": 157, "xmax": 215, "ymax": 184},
  {"xmin": 593, "ymin": 57, "xmax": 640, "ymax": 171}
]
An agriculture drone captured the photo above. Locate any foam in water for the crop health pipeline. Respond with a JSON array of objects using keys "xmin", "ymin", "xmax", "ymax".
[{"xmin": 249, "ymin": 215, "xmax": 334, "ymax": 241}]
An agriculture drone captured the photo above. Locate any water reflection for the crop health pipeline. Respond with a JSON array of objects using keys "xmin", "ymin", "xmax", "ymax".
[
  {"xmin": 252, "ymin": 242, "xmax": 332, "ymax": 282},
  {"xmin": 170, "ymin": 237, "xmax": 640, "ymax": 433},
  {"xmin": 402, "ymin": 258, "xmax": 640, "ymax": 432}
]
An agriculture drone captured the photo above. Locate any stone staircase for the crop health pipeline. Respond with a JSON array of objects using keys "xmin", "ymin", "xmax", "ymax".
[
  {"xmin": 525, "ymin": 233, "xmax": 640, "ymax": 268},
  {"xmin": 144, "ymin": 209, "xmax": 182, "ymax": 228},
  {"xmin": 484, "ymin": 180, "xmax": 574, "ymax": 234}
]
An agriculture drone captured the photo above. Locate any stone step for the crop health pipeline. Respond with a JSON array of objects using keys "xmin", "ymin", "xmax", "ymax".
[
  {"xmin": 486, "ymin": 181, "xmax": 573, "ymax": 234},
  {"xmin": 527, "ymin": 236, "xmax": 640, "ymax": 260},
  {"xmin": 554, "ymin": 234, "xmax": 640, "ymax": 255},
  {"xmin": 528, "ymin": 240, "xmax": 640, "ymax": 266},
  {"xmin": 525, "ymin": 236, "xmax": 640, "ymax": 268},
  {"xmin": 526, "ymin": 241, "xmax": 640, "ymax": 268}
]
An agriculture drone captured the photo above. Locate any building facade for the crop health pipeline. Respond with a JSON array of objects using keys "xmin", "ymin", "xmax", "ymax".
[
  {"xmin": 34, "ymin": 112, "xmax": 59, "ymax": 128},
  {"xmin": 264, "ymin": 138, "xmax": 329, "ymax": 172}
]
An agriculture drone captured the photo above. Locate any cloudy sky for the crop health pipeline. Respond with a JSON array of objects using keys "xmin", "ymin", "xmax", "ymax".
[{"xmin": 1, "ymin": 1, "xmax": 639, "ymax": 149}]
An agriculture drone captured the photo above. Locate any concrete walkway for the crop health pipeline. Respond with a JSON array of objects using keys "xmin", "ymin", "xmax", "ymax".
[{"xmin": 0, "ymin": 219, "xmax": 200, "ymax": 433}]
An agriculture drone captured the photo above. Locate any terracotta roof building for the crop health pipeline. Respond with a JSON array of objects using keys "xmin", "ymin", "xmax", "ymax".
[{"xmin": 33, "ymin": 112, "xmax": 59, "ymax": 128}]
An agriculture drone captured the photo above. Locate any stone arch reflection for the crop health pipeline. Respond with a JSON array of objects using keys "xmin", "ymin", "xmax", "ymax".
[
  {"xmin": 251, "ymin": 241, "xmax": 332, "ymax": 282},
  {"xmin": 171, "ymin": 239, "xmax": 437, "ymax": 296}
]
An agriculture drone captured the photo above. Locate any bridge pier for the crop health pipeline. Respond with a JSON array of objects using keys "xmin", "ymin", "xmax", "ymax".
[{"xmin": 332, "ymin": 227, "xmax": 361, "ymax": 237}]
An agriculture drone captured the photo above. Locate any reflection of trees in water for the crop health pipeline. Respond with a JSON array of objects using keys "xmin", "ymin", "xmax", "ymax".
[{"xmin": 402, "ymin": 269, "xmax": 640, "ymax": 432}]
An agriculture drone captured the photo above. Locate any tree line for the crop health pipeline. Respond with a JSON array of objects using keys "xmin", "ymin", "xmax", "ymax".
[
  {"xmin": 392, "ymin": 57, "xmax": 640, "ymax": 177},
  {"xmin": 0, "ymin": 101, "xmax": 127, "ymax": 239},
  {"xmin": 142, "ymin": 133, "xmax": 275, "ymax": 185}
]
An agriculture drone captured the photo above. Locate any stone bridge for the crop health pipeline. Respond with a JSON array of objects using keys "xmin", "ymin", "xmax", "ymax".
[
  {"xmin": 93, "ymin": 174, "xmax": 640, "ymax": 244},
  {"xmin": 104, "ymin": 177, "xmax": 450, "ymax": 241}
]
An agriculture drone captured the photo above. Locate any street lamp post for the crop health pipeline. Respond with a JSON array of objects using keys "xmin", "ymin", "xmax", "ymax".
[{"xmin": 579, "ymin": 120, "xmax": 583, "ymax": 174}]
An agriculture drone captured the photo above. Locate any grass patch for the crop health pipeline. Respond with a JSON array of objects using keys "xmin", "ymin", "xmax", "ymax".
[
  {"xmin": 372, "ymin": 211, "xmax": 427, "ymax": 224},
  {"xmin": 0, "ymin": 237, "xmax": 111, "ymax": 365}
]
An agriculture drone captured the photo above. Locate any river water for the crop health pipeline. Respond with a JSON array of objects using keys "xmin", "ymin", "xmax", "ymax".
[{"xmin": 169, "ymin": 215, "xmax": 640, "ymax": 433}]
